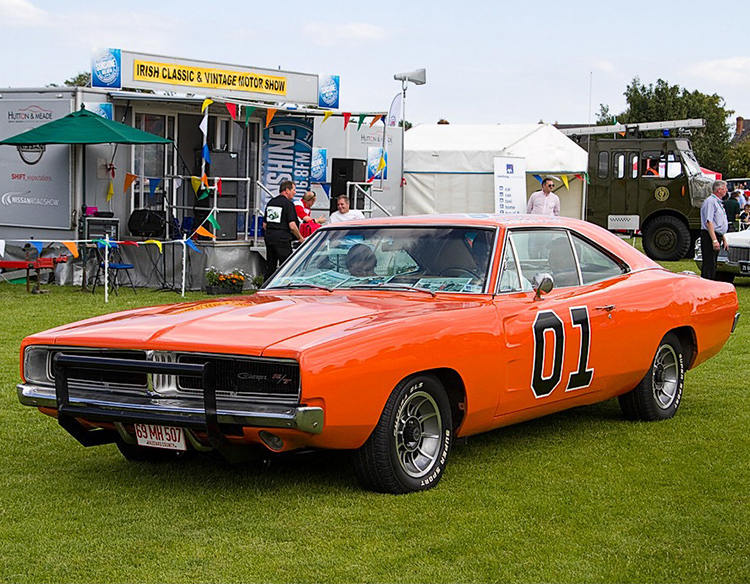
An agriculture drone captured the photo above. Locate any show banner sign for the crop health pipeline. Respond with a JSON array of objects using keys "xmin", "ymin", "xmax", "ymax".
[
  {"xmin": 493, "ymin": 156, "xmax": 527, "ymax": 214},
  {"xmin": 93, "ymin": 49, "xmax": 319, "ymax": 105},
  {"xmin": 261, "ymin": 118, "xmax": 314, "ymax": 209}
]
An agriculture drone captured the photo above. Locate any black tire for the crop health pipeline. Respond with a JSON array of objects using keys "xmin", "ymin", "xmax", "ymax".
[
  {"xmin": 715, "ymin": 272, "xmax": 736, "ymax": 284},
  {"xmin": 642, "ymin": 216, "xmax": 691, "ymax": 261},
  {"xmin": 116, "ymin": 438, "xmax": 189, "ymax": 463},
  {"xmin": 354, "ymin": 374, "xmax": 452, "ymax": 494},
  {"xmin": 619, "ymin": 332, "xmax": 684, "ymax": 421}
]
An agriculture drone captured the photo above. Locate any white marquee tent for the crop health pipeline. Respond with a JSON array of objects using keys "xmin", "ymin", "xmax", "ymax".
[{"xmin": 403, "ymin": 124, "xmax": 589, "ymax": 217}]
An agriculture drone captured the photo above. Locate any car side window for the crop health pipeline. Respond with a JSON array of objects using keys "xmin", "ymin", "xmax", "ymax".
[
  {"xmin": 497, "ymin": 235, "xmax": 532, "ymax": 293},
  {"xmin": 572, "ymin": 234, "xmax": 628, "ymax": 284},
  {"xmin": 509, "ymin": 229, "xmax": 579, "ymax": 288}
]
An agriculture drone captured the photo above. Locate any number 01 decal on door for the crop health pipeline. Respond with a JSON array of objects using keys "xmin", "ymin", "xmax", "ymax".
[{"xmin": 531, "ymin": 306, "xmax": 594, "ymax": 398}]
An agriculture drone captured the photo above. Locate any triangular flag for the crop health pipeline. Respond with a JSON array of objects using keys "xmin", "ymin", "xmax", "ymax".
[
  {"xmin": 119, "ymin": 241, "xmax": 139, "ymax": 247},
  {"xmin": 575, "ymin": 173, "xmax": 583, "ymax": 181},
  {"xmin": 618, "ymin": 132, "xmax": 626, "ymax": 137},
  {"xmin": 61, "ymin": 241, "xmax": 78, "ymax": 258},
  {"xmin": 343, "ymin": 112, "xmax": 352, "ymax": 130},
  {"xmin": 174, "ymin": 177, "xmax": 183, "ymax": 190},
  {"xmin": 244, "ymin": 106, "xmax": 256, "ymax": 126},
  {"xmin": 532, "ymin": 174, "xmax": 543, "ymax": 184},
  {"xmin": 266, "ymin": 108, "xmax": 277, "ymax": 127},
  {"xmin": 357, "ymin": 114, "xmax": 366, "ymax": 131},
  {"xmin": 322, "ymin": 111, "xmax": 334, "ymax": 124},
  {"xmin": 0, "ymin": 239, "xmax": 5, "ymax": 257},
  {"xmin": 207, "ymin": 212, "xmax": 221, "ymax": 230},
  {"xmin": 226, "ymin": 103, "xmax": 237, "ymax": 120},
  {"xmin": 203, "ymin": 143, "xmax": 211, "ymax": 164},
  {"xmin": 185, "ymin": 239, "xmax": 201, "ymax": 253},
  {"xmin": 201, "ymin": 98, "xmax": 213, "ymax": 113},
  {"xmin": 195, "ymin": 225, "xmax": 216, "ymax": 239},
  {"xmin": 199, "ymin": 114, "xmax": 208, "ymax": 136},
  {"xmin": 201, "ymin": 173, "xmax": 209, "ymax": 187},
  {"xmin": 377, "ymin": 155, "xmax": 387, "ymax": 172},
  {"xmin": 144, "ymin": 239, "xmax": 163, "ymax": 253},
  {"xmin": 191, "ymin": 176, "xmax": 201, "ymax": 194},
  {"xmin": 123, "ymin": 172, "xmax": 137, "ymax": 193},
  {"xmin": 561, "ymin": 175, "xmax": 570, "ymax": 190},
  {"xmin": 149, "ymin": 177, "xmax": 161, "ymax": 197},
  {"xmin": 321, "ymin": 184, "xmax": 331, "ymax": 197},
  {"xmin": 217, "ymin": 178, "xmax": 222, "ymax": 196},
  {"xmin": 197, "ymin": 187, "xmax": 210, "ymax": 200},
  {"xmin": 369, "ymin": 115, "xmax": 383, "ymax": 128},
  {"xmin": 106, "ymin": 179, "xmax": 114, "ymax": 202}
]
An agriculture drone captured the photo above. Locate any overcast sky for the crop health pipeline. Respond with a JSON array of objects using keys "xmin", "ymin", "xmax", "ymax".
[{"xmin": 1, "ymin": 0, "xmax": 747, "ymax": 128}]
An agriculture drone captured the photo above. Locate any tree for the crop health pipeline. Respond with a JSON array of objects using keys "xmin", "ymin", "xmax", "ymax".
[
  {"xmin": 728, "ymin": 140, "xmax": 750, "ymax": 177},
  {"xmin": 597, "ymin": 77, "xmax": 734, "ymax": 173},
  {"xmin": 47, "ymin": 71, "xmax": 91, "ymax": 88}
]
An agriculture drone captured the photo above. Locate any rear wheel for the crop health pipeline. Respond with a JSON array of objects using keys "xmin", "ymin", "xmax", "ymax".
[
  {"xmin": 642, "ymin": 216, "xmax": 691, "ymax": 261},
  {"xmin": 619, "ymin": 332, "xmax": 684, "ymax": 421},
  {"xmin": 354, "ymin": 374, "xmax": 452, "ymax": 494}
]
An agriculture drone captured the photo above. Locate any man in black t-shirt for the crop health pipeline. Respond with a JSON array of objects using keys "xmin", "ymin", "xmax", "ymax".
[{"xmin": 263, "ymin": 180, "xmax": 305, "ymax": 282}]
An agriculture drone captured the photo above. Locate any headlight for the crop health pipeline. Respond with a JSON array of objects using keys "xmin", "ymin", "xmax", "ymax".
[{"xmin": 23, "ymin": 346, "xmax": 52, "ymax": 385}]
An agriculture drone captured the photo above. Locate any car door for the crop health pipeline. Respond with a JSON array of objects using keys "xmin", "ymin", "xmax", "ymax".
[{"xmin": 493, "ymin": 228, "xmax": 627, "ymax": 417}]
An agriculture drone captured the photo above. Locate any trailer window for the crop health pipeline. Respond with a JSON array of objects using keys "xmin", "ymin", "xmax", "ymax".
[
  {"xmin": 598, "ymin": 152, "xmax": 609, "ymax": 179},
  {"xmin": 614, "ymin": 153, "xmax": 626, "ymax": 179}
]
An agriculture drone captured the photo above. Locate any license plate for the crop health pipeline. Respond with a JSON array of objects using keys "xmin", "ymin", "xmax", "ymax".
[
  {"xmin": 741, "ymin": 262, "xmax": 750, "ymax": 275},
  {"xmin": 134, "ymin": 424, "xmax": 186, "ymax": 451}
]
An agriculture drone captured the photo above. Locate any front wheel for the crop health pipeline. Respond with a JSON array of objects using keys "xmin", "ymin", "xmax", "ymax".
[
  {"xmin": 642, "ymin": 216, "xmax": 691, "ymax": 261},
  {"xmin": 354, "ymin": 374, "xmax": 452, "ymax": 494},
  {"xmin": 618, "ymin": 332, "xmax": 684, "ymax": 421}
]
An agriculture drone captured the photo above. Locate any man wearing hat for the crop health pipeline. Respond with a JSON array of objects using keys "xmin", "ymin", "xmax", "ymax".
[{"xmin": 526, "ymin": 176, "xmax": 560, "ymax": 216}]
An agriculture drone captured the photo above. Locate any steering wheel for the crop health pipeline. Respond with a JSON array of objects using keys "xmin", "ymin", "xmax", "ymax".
[{"xmin": 438, "ymin": 266, "xmax": 480, "ymax": 278}]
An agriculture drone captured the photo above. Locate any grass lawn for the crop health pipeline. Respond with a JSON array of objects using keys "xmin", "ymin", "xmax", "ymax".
[{"xmin": 0, "ymin": 256, "xmax": 748, "ymax": 583}]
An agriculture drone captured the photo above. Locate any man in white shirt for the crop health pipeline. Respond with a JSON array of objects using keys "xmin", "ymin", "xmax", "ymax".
[
  {"xmin": 526, "ymin": 177, "xmax": 561, "ymax": 216},
  {"xmin": 329, "ymin": 195, "xmax": 365, "ymax": 223}
]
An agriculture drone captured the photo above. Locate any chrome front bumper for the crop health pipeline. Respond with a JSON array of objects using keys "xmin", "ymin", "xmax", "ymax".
[{"xmin": 18, "ymin": 382, "xmax": 324, "ymax": 434}]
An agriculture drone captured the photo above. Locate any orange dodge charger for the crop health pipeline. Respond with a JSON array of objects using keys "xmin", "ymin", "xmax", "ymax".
[{"xmin": 18, "ymin": 215, "xmax": 739, "ymax": 493}]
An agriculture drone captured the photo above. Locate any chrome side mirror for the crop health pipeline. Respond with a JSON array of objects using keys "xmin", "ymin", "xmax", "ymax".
[{"xmin": 532, "ymin": 272, "xmax": 554, "ymax": 300}]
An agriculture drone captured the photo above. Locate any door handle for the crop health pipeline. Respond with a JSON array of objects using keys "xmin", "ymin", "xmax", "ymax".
[{"xmin": 595, "ymin": 304, "xmax": 616, "ymax": 312}]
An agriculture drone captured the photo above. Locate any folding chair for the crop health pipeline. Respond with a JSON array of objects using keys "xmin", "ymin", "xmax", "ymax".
[{"xmin": 92, "ymin": 241, "xmax": 136, "ymax": 295}]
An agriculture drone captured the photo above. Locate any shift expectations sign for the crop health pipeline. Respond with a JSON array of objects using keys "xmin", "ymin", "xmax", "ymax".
[{"xmin": 133, "ymin": 60, "xmax": 287, "ymax": 95}]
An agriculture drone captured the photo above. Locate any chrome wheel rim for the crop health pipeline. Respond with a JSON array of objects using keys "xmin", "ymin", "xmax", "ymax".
[
  {"xmin": 652, "ymin": 344, "xmax": 679, "ymax": 409},
  {"xmin": 395, "ymin": 391, "xmax": 442, "ymax": 478}
]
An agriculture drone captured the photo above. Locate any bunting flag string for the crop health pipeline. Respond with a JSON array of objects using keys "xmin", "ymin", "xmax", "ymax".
[
  {"xmin": 369, "ymin": 115, "xmax": 383, "ymax": 127},
  {"xmin": 356, "ymin": 114, "xmax": 366, "ymax": 131},
  {"xmin": 195, "ymin": 225, "xmax": 216, "ymax": 239},
  {"xmin": 123, "ymin": 172, "xmax": 137, "ymax": 193},
  {"xmin": 226, "ymin": 103, "xmax": 237, "ymax": 120},
  {"xmin": 266, "ymin": 108, "xmax": 277, "ymax": 127},
  {"xmin": 561, "ymin": 175, "xmax": 570, "ymax": 190},
  {"xmin": 244, "ymin": 106, "xmax": 256, "ymax": 126},
  {"xmin": 106, "ymin": 179, "xmax": 114, "ymax": 202},
  {"xmin": 342, "ymin": 112, "xmax": 352, "ymax": 130},
  {"xmin": 148, "ymin": 177, "xmax": 161, "ymax": 197},
  {"xmin": 144, "ymin": 239, "xmax": 163, "ymax": 253},
  {"xmin": 322, "ymin": 111, "xmax": 334, "ymax": 124},
  {"xmin": 191, "ymin": 176, "xmax": 201, "ymax": 194},
  {"xmin": 201, "ymin": 98, "xmax": 213, "ymax": 113}
]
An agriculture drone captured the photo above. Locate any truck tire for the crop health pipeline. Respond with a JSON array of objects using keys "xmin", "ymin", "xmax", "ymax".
[{"xmin": 642, "ymin": 216, "xmax": 691, "ymax": 261}]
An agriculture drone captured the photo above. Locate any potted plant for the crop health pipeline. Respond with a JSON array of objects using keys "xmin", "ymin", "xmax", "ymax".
[{"xmin": 204, "ymin": 266, "xmax": 246, "ymax": 295}]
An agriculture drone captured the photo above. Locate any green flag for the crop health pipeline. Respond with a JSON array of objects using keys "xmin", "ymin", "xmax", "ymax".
[
  {"xmin": 207, "ymin": 212, "xmax": 221, "ymax": 230},
  {"xmin": 244, "ymin": 106, "xmax": 256, "ymax": 127}
]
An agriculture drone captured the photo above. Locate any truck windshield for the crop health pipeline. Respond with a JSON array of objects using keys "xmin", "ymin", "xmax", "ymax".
[{"xmin": 676, "ymin": 140, "xmax": 702, "ymax": 177}]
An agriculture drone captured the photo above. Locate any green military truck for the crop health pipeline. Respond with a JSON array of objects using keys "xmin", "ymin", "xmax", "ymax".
[{"xmin": 560, "ymin": 119, "xmax": 714, "ymax": 261}]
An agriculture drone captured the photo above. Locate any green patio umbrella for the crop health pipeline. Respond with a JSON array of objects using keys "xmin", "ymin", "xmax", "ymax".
[{"xmin": 0, "ymin": 108, "xmax": 172, "ymax": 145}]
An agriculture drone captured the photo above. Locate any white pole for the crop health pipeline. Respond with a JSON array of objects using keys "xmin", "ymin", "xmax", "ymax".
[
  {"xmin": 104, "ymin": 234, "xmax": 109, "ymax": 304},
  {"xmin": 181, "ymin": 236, "xmax": 187, "ymax": 297}
]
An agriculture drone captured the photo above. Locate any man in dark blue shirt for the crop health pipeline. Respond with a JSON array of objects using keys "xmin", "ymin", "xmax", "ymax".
[{"xmin": 263, "ymin": 180, "xmax": 305, "ymax": 282}]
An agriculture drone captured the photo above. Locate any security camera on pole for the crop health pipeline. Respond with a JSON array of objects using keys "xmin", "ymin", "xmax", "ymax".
[{"xmin": 391, "ymin": 68, "xmax": 426, "ymax": 194}]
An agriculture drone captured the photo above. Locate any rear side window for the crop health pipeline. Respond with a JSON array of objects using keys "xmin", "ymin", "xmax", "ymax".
[
  {"xmin": 572, "ymin": 234, "xmax": 628, "ymax": 284},
  {"xmin": 597, "ymin": 152, "xmax": 609, "ymax": 179}
]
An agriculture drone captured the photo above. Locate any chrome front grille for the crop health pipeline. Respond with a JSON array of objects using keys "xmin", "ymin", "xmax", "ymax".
[
  {"xmin": 727, "ymin": 246, "xmax": 750, "ymax": 263},
  {"xmin": 47, "ymin": 348, "xmax": 148, "ymax": 391}
]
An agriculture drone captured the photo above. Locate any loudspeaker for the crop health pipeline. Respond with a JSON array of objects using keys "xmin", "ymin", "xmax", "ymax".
[
  {"xmin": 194, "ymin": 210, "xmax": 237, "ymax": 240},
  {"xmin": 128, "ymin": 209, "xmax": 166, "ymax": 238},
  {"xmin": 330, "ymin": 158, "xmax": 366, "ymax": 212}
]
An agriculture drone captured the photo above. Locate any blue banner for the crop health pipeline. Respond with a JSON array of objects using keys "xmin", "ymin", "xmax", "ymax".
[
  {"xmin": 91, "ymin": 48, "xmax": 122, "ymax": 89},
  {"xmin": 262, "ymin": 117, "xmax": 314, "ymax": 208},
  {"xmin": 318, "ymin": 75, "xmax": 340, "ymax": 109},
  {"xmin": 311, "ymin": 148, "xmax": 327, "ymax": 183}
]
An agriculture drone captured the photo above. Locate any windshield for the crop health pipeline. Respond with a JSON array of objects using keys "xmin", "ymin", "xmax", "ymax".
[
  {"xmin": 676, "ymin": 140, "xmax": 702, "ymax": 177},
  {"xmin": 266, "ymin": 225, "xmax": 496, "ymax": 294}
]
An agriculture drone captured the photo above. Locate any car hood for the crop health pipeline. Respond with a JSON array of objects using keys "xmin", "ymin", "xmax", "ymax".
[
  {"xmin": 723, "ymin": 230, "xmax": 750, "ymax": 247},
  {"xmin": 29, "ymin": 291, "xmax": 476, "ymax": 356}
]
